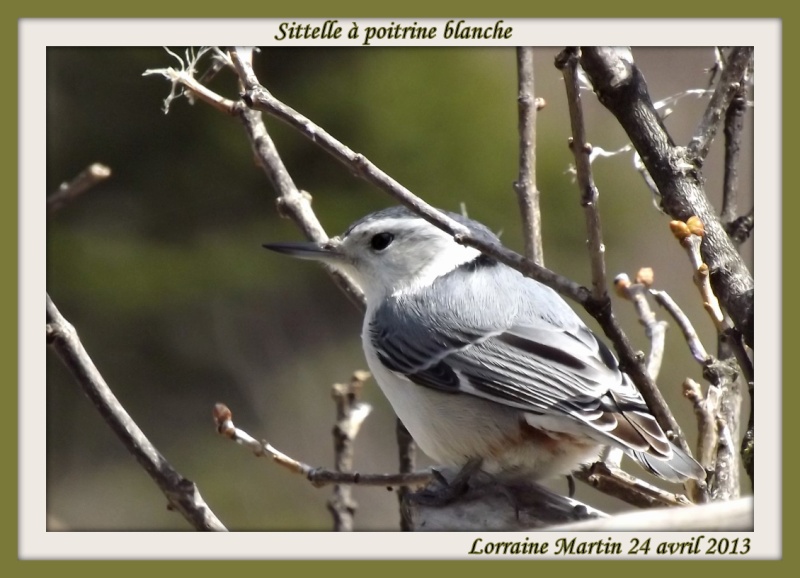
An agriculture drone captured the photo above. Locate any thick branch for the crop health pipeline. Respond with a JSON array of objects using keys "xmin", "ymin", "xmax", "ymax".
[
  {"xmin": 580, "ymin": 47, "xmax": 754, "ymax": 348},
  {"xmin": 47, "ymin": 294, "xmax": 226, "ymax": 531}
]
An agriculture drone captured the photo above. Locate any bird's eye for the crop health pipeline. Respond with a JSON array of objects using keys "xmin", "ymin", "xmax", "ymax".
[{"xmin": 370, "ymin": 232, "xmax": 394, "ymax": 251}]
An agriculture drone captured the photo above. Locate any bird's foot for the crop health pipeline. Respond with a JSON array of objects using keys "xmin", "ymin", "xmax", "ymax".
[{"xmin": 409, "ymin": 458, "xmax": 483, "ymax": 506}]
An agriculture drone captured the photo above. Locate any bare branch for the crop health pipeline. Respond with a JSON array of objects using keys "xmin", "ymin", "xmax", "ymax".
[
  {"xmin": 227, "ymin": 49, "xmax": 591, "ymax": 307},
  {"xmin": 47, "ymin": 294, "xmax": 227, "ymax": 531},
  {"xmin": 395, "ymin": 419, "xmax": 416, "ymax": 531},
  {"xmin": 47, "ymin": 163, "xmax": 111, "ymax": 216},
  {"xmin": 513, "ymin": 47, "xmax": 545, "ymax": 265},
  {"xmin": 143, "ymin": 47, "xmax": 237, "ymax": 114},
  {"xmin": 688, "ymin": 47, "xmax": 754, "ymax": 163},
  {"xmin": 650, "ymin": 288, "xmax": 710, "ymax": 363},
  {"xmin": 556, "ymin": 47, "xmax": 608, "ymax": 300},
  {"xmin": 579, "ymin": 46, "xmax": 754, "ymax": 349},
  {"xmin": 213, "ymin": 403, "xmax": 433, "ymax": 489},
  {"xmin": 573, "ymin": 462, "xmax": 692, "ymax": 508},
  {"xmin": 328, "ymin": 371, "xmax": 373, "ymax": 531},
  {"xmin": 614, "ymin": 270, "xmax": 667, "ymax": 381},
  {"xmin": 721, "ymin": 81, "xmax": 749, "ymax": 226},
  {"xmin": 683, "ymin": 378, "xmax": 720, "ymax": 471},
  {"xmin": 406, "ymin": 476, "xmax": 607, "ymax": 531},
  {"xmin": 712, "ymin": 416, "xmax": 739, "ymax": 501}
]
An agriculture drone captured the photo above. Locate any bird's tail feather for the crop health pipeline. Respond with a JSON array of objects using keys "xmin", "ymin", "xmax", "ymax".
[{"xmin": 630, "ymin": 445, "xmax": 706, "ymax": 482}]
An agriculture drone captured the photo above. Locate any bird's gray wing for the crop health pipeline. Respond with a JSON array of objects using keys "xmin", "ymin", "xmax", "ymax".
[{"xmin": 370, "ymin": 297, "xmax": 672, "ymax": 457}]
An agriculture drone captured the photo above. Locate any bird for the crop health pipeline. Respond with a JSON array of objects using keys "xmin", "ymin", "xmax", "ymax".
[{"xmin": 263, "ymin": 206, "xmax": 705, "ymax": 488}]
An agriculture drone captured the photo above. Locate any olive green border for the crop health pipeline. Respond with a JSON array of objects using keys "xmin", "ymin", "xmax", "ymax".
[{"xmin": 10, "ymin": 1, "xmax": 787, "ymax": 576}]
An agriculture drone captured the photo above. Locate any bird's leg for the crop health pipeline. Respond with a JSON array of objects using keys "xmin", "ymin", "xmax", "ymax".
[
  {"xmin": 566, "ymin": 474, "xmax": 576, "ymax": 498},
  {"xmin": 409, "ymin": 457, "xmax": 484, "ymax": 506}
]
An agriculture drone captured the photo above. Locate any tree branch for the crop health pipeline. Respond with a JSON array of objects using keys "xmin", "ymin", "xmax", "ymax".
[
  {"xmin": 47, "ymin": 294, "xmax": 227, "ymax": 531},
  {"xmin": 574, "ymin": 461, "xmax": 692, "ymax": 508},
  {"xmin": 579, "ymin": 46, "xmax": 754, "ymax": 349},
  {"xmin": 513, "ymin": 47, "xmax": 545, "ymax": 265},
  {"xmin": 328, "ymin": 371, "xmax": 373, "ymax": 531},
  {"xmin": 721, "ymin": 79, "xmax": 749, "ymax": 227},
  {"xmin": 228, "ymin": 48, "xmax": 590, "ymax": 306},
  {"xmin": 47, "ymin": 163, "xmax": 111, "ymax": 216},
  {"xmin": 556, "ymin": 47, "xmax": 608, "ymax": 300},
  {"xmin": 213, "ymin": 403, "xmax": 433, "ymax": 489},
  {"xmin": 688, "ymin": 47, "xmax": 754, "ymax": 164},
  {"xmin": 614, "ymin": 269, "xmax": 667, "ymax": 381},
  {"xmin": 395, "ymin": 419, "xmax": 417, "ymax": 531}
]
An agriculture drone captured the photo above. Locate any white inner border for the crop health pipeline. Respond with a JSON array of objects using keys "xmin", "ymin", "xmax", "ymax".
[{"xmin": 22, "ymin": 19, "xmax": 781, "ymax": 559}]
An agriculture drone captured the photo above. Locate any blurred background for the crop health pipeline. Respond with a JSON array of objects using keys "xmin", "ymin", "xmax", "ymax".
[{"xmin": 46, "ymin": 47, "xmax": 753, "ymax": 530}]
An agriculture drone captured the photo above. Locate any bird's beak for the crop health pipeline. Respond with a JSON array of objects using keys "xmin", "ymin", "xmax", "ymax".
[{"xmin": 262, "ymin": 238, "xmax": 343, "ymax": 263}]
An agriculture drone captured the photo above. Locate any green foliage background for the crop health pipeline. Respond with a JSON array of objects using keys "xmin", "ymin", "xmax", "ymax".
[{"xmin": 46, "ymin": 47, "xmax": 753, "ymax": 530}]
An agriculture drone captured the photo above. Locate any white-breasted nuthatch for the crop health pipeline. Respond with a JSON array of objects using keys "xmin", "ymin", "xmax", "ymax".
[{"xmin": 264, "ymin": 206, "xmax": 705, "ymax": 484}]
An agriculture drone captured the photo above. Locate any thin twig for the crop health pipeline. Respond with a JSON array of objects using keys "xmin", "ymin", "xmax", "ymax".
[
  {"xmin": 574, "ymin": 462, "xmax": 692, "ymax": 509},
  {"xmin": 670, "ymin": 218, "xmax": 727, "ymax": 331},
  {"xmin": 47, "ymin": 163, "xmax": 111, "ymax": 216},
  {"xmin": 614, "ymin": 269, "xmax": 667, "ymax": 381},
  {"xmin": 328, "ymin": 371, "xmax": 373, "ymax": 531},
  {"xmin": 213, "ymin": 404, "xmax": 433, "ymax": 488},
  {"xmin": 652, "ymin": 284, "xmax": 740, "ymax": 501},
  {"xmin": 513, "ymin": 47, "xmax": 545, "ymax": 265},
  {"xmin": 688, "ymin": 47, "xmax": 754, "ymax": 164},
  {"xmin": 556, "ymin": 47, "xmax": 608, "ymax": 300},
  {"xmin": 47, "ymin": 294, "xmax": 227, "ymax": 531},
  {"xmin": 650, "ymin": 288, "xmax": 710, "ymax": 364},
  {"xmin": 395, "ymin": 419, "xmax": 416, "ymax": 531}
]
